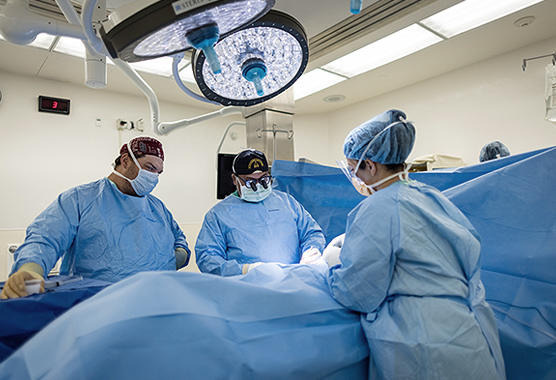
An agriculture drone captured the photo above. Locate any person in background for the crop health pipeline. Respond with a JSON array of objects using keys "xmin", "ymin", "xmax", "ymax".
[
  {"xmin": 1, "ymin": 136, "xmax": 190, "ymax": 299},
  {"xmin": 196, "ymin": 149, "xmax": 325, "ymax": 276},
  {"xmin": 323, "ymin": 109, "xmax": 506, "ymax": 379},
  {"xmin": 480, "ymin": 141, "xmax": 510, "ymax": 162}
]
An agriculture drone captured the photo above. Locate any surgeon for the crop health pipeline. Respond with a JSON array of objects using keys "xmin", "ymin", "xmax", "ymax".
[
  {"xmin": 480, "ymin": 141, "xmax": 510, "ymax": 162},
  {"xmin": 1, "ymin": 136, "xmax": 190, "ymax": 299},
  {"xmin": 324, "ymin": 110, "xmax": 506, "ymax": 379},
  {"xmin": 196, "ymin": 149, "xmax": 325, "ymax": 276}
]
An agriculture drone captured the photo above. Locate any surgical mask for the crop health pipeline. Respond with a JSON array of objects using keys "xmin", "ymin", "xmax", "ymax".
[
  {"xmin": 338, "ymin": 117, "xmax": 412, "ymax": 196},
  {"xmin": 239, "ymin": 182, "xmax": 272, "ymax": 202},
  {"xmin": 112, "ymin": 143, "xmax": 159, "ymax": 196}
]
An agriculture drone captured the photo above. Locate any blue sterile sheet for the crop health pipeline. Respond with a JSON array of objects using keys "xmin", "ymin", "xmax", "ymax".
[
  {"xmin": 1, "ymin": 147, "xmax": 553, "ymax": 379},
  {"xmin": 273, "ymin": 147, "xmax": 556, "ymax": 380},
  {"xmin": 0, "ymin": 276, "xmax": 111, "ymax": 362},
  {"xmin": 0, "ymin": 266, "xmax": 369, "ymax": 380}
]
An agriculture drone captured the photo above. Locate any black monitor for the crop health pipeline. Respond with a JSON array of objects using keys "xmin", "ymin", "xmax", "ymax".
[{"xmin": 217, "ymin": 153, "xmax": 237, "ymax": 199}]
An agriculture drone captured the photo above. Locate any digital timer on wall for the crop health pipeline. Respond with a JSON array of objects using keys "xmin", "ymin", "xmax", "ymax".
[{"xmin": 38, "ymin": 95, "xmax": 70, "ymax": 115}]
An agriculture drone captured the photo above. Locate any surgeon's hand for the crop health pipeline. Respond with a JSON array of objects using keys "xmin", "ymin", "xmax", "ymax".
[
  {"xmin": 323, "ymin": 234, "xmax": 345, "ymax": 268},
  {"xmin": 300, "ymin": 247, "xmax": 323, "ymax": 265},
  {"xmin": 242, "ymin": 262, "xmax": 263, "ymax": 274},
  {"xmin": 1, "ymin": 264, "xmax": 45, "ymax": 299},
  {"xmin": 175, "ymin": 247, "xmax": 189, "ymax": 269}
]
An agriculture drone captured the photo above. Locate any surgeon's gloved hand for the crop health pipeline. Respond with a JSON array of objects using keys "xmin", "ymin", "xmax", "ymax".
[
  {"xmin": 323, "ymin": 234, "xmax": 345, "ymax": 268},
  {"xmin": 0, "ymin": 263, "xmax": 45, "ymax": 299},
  {"xmin": 175, "ymin": 247, "xmax": 189, "ymax": 269},
  {"xmin": 300, "ymin": 247, "xmax": 323, "ymax": 265},
  {"xmin": 242, "ymin": 262, "xmax": 263, "ymax": 275}
]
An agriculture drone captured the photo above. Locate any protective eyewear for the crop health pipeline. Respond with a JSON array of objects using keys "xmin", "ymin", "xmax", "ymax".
[
  {"xmin": 237, "ymin": 175, "xmax": 273, "ymax": 191},
  {"xmin": 337, "ymin": 160, "xmax": 358, "ymax": 183}
]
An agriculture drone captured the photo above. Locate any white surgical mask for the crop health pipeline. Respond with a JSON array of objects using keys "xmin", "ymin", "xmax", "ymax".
[
  {"xmin": 112, "ymin": 143, "xmax": 159, "ymax": 196},
  {"xmin": 354, "ymin": 169, "xmax": 409, "ymax": 196},
  {"xmin": 240, "ymin": 182, "xmax": 272, "ymax": 202}
]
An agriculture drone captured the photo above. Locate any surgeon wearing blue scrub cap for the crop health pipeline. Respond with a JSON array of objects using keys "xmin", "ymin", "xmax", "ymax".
[
  {"xmin": 324, "ymin": 109, "xmax": 506, "ymax": 380},
  {"xmin": 1, "ymin": 136, "xmax": 190, "ymax": 299}
]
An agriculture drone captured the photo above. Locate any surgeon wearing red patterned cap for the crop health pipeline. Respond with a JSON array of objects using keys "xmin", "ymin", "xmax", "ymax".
[
  {"xmin": 111, "ymin": 136, "xmax": 165, "ymax": 196},
  {"xmin": 1, "ymin": 136, "xmax": 190, "ymax": 299}
]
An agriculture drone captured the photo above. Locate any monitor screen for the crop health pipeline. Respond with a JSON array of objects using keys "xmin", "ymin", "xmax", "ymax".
[{"xmin": 217, "ymin": 153, "xmax": 237, "ymax": 199}]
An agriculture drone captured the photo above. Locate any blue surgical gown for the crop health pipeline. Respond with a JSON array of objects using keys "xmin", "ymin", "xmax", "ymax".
[
  {"xmin": 328, "ymin": 180, "xmax": 506, "ymax": 380},
  {"xmin": 195, "ymin": 190, "xmax": 325, "ymax": 276},
  {"xmin": 12, "ymin": 178, "xmax": 189, "ymax": 283}
]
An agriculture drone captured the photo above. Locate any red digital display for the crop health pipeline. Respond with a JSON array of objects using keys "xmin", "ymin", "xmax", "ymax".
[{"xmin": 38, "ymin": 96, "xmax": 70, "ymax": 115}]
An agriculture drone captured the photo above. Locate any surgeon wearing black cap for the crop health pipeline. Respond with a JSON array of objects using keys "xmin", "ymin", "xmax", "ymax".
[{"xmin": 195, "ymin": 149, "xmax": 326, "ymax": 276}]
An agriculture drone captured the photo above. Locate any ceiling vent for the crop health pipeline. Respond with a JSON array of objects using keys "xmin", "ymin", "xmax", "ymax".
[
  {"xmin": 0, "ymin": 0, "xmax": 83, "ymax": 21},
  {"xmin": 308, "ymin": 0, "xmax": 439, "ymax": 61}
]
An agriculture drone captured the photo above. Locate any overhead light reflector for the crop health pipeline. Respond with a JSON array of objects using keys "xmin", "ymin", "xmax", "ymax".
[
  {"xmin": 294, "ymin": 69, "xmax": 347, "ymax": 100},
  {"xmin": 420, "ymin": 0, "xmax": 545, "ymax": 38},
  {"xmin": 322, "ymin": 24, "xmax": 443, "ymax": 78},
  {"xmin": 100, "ymin": 0, "xmax": 274, "ymax": 62},
  {"xmin": 192, "ymin": 10, "xmax": 309, "ymax": 106}
]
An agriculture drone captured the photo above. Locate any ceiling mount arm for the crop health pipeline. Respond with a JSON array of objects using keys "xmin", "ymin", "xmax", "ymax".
[
  {"xmin": 171, "ymin": 53, "xmax": 220, "ymax": 105},
  {"xmin": 81, "ymin": 0, "xmax": 110, "ymax": 56},
  {"xmin": 0, "ymin": 0, "xmax": 85, "ymax": 44},
  {"xmin": 111, "ymin": 58, "xmax": 161, "ymax": 134},
  {"xmin": 157, "ymin": 107, "xmax": 243, "ymax": 135}
]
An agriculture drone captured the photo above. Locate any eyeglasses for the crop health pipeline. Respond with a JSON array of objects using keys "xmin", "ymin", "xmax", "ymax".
[{"xmin": 237, "ymin": 175, "xmax": 273, "ymax": 191}]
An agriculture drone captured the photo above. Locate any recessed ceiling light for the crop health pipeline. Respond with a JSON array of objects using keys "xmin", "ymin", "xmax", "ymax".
[
  {"xmin": 323, "ymin": 94, "xmax": 346, "ymax": 103},
  {"xmin": 514, "ymin": 16, "xmax": 535, "ymax": 27}
]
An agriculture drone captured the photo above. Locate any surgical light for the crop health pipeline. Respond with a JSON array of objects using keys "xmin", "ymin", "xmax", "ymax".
[
  {"xmin": 420, "ymin": 0, "xmax": 545, "ymax": 39},
  {"xmin": 322, "ymin": 24, "xmax": 443, "ymax": 78},
  {"xmin": 192, "ymin": 10, "xmax": 309, "ymax": 107},
  {"xmin": 99, "ymin": 0, "xmax": 274, "ymax": 65}
]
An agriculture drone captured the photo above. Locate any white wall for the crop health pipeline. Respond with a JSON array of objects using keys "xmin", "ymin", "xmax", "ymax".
[
  {"xmin": 0, "ymin": 71, "xmax": 247, "ymax": 278},
  {"xmin": 2, "ymin": 36, "xmax": 555, "ymax": 279},
  {"xmin": 317, "ymin": 36, "xmax": 556, "ymax": 166}
]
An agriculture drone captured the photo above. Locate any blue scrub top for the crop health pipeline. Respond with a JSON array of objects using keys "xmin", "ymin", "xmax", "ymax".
[
  {"xmin": 328, "ymin": 180, "xmax": 506, "ymax": 380},
  {"xmin": 195, "ymin": 190, "xmax": 325, "ymax": 276},
  {"xmin": 12, "ymin": 178, "xmax": 189, "ymax": 283}
]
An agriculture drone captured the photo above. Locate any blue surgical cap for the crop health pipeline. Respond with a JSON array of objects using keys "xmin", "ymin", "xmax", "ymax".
[
  {"xmin": 343, "ymin": 109, "xmax": 415, "ymax": 164},
  {"xmin": 479, "ymin": 141, "xmax": 510, "ymax": 162}
]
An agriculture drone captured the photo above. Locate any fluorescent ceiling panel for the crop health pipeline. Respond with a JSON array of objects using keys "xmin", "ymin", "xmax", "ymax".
[
  {"xmin": 53, "ymin": 37, "xmax": 86, "ymax": 58},
  {"xmin": 322, "ymin": 24, "xmax": 443, "ymax": 78},
  {"xmin": 421, "ymin": 0, "xmax": 545, "ymax": 38},
  {"xmin": 178, "ymin": 63, "xmax": 196, "ymax": 83},
  {"xmin": 129, "ymin": 56, "xmax": 177, "ymax": 77},
  {"xmin": 29, "ymin": 34, "xmax": 57, "ymax": 49},
  {"xmin": 293, "ymin": 68, "xmax": 346, "ymax": 100}
]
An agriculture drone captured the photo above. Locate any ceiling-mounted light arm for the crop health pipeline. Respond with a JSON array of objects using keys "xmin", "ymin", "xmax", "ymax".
[
  {"xmin": 111, "ymin": 58, "xmax": 161, "ymax": 133},
  {"xmin": 113, "ymin": 57, "xmax": 243, "ymax": 135},
  {"xmin": 55, "ymin": 0, "xmax": 96, "ymax": 55},
  {"xmin": 171, "ymin": 53, "xmax": 220, "ymax": 105},
  {"xmin": 157, "ymin": 107, "xmax": 243, "ymax": 135},
  {"xmin": 81, "ymin": 0, "xmax": 110, "ymax": 56},
  {"xmin": 0, "ymin": 0, "xmax": 85, "ymax": 45}
]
